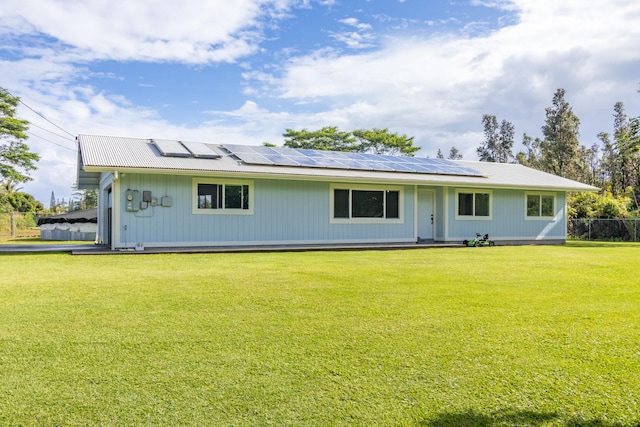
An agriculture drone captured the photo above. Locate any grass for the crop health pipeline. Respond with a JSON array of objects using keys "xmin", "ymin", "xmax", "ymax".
[
  {"xmin": 0, "ymin": 242, "xmax": 639, "ymax": 426},
  {"xmin": 0, "ymin": 236, "xmax": 89, "ymax": 244}
]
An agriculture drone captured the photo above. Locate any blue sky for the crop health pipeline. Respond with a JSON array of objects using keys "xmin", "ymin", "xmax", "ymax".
[{"xmin": 1, "ymin": 0, "xmax": 639, "ymax": 205}]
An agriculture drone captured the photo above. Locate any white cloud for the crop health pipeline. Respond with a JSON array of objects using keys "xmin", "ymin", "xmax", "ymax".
[
  {"xmin": 262, "ymin": 0, "xmax": 640, "ymax": 151},
  {"xmin": 339, "ymin": 18, "xmax": 372, "ymax": 31},
  {"xmin": 331, "ymin": 17, "xmax": 375, "ymax": 49},
  {"xmin": 0, "ymin": 0, "xmax": 297, "ymax": 64},
  {"xmin": 329, "ymin": 31, "xmax": 376, "ymax": 49}
]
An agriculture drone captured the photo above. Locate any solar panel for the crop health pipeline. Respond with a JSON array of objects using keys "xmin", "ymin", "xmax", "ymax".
[
  {"xmin": 180, "ymin": 141, "xmax": 221, "ymax": 159},
  {"xmin": 222, "ymin": 144, "xmax": 485, "ymax": 177},
  {"xmin": 223, "ymin": 144, "xmax": 255, "ymax": 153},
  {"xmin": 152, "ymin": 139, "xmax": 222, "ymax": 159},
  {"xmin": 152, "ymin": 139, "xmax": 191, "ymax": 157},
  {"xmin": 262, "ymin": 154, "xmax": 300, "ymax": 166}
]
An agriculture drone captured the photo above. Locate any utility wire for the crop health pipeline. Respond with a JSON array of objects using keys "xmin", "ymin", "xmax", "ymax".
[
  {"xmin": 27, "ymin": 130, "xmax": 77, "ymax": 152},
  {"xmin": 27, "ymin": 120, "xmax": 76, "ymax": 143},
  {"xmin": 18, "ymin": 99, "xmax": 76, "ymax": 138},
  {"xmin": 5, "ymin": 87, "xmax": 76, "ymax": 138}
]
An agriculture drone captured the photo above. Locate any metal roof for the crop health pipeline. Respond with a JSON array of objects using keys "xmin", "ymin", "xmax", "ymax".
[{"xmin": 76, "ymin": 134, "xmax": 600, "ymax": 192}]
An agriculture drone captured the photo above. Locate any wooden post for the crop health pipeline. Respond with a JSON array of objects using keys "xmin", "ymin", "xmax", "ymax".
[{"xmin": 11, "ymin": 212, "xmax": 16, "ymax": 238}]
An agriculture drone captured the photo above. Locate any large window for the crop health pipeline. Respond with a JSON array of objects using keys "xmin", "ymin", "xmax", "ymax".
[
  {"xmin": 455, "ymin": 189, "xmax": 491, "ymax": 219},
  {"xmin": 331, "ymin": 185, "xmax": 402, "ymax": 223},
  {"xmin": 526, "ymin": 193, "xmax": 555, "ymax": 218},
  {"xmin": 193, "ymin": 178, "xmax": 253, "ymax": 214}
]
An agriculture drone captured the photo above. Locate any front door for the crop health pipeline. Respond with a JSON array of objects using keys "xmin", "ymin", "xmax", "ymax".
[{"xmin": 417, "ymin": 188, "xmax": 434, "ymax": 241}]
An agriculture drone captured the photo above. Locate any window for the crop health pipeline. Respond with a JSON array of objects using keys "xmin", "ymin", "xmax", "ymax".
[
  {"xmin": 526, "ymin": 193, "xmax": 555, "ymax": 218},
  {"xmin": 455, "ymin": 190, "xmax": 492, "ymax": 220},
  {"xmin": 193, "ymin": 178, "xmax": 253, "ymax": 214},
  {"xmin": 331, "ymin": 185, "xmax": 403, "ymax": 223}
]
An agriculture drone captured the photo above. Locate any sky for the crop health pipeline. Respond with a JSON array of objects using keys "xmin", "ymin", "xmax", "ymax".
[{"xmin": 1, "ymin": 0, "xmax": 639, "ymax": 206}]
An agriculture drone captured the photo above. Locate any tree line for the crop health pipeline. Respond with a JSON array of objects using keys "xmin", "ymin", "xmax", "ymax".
[
  {"xmin": 477, "ymin": 87, "xmax": 640, "ymax": 218},
  {"xmin": 0, "ymin": 87, "xmax": 96, "ymax": 214}
]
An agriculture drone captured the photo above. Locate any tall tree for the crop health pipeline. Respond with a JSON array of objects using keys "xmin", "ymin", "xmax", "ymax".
[
  {"xmin": 448, "ymin": 146, "xmax": 463, "ymax": 160},
  {"xmin": 573, "ymin": 143, "xmax": 600, "ymax": 187},
  {"xmin": 283, "ymin": 127, "xmax": 419, "ymax": 156},
  {"xmin": 477, "ymin": 114, "xmax": 514, "ymax": 162},
  {"xmin": 597, "ymin": 131, "xmax": 617, "ymax": 191},
  {"xmin": 477, "ymin": 114, "xmax": 499, "ymax": 162},
  {"xmin": 70, "ymin": 188, "xmax": 98, "ymax": 211},
  {"xmin": 0, "ymin": 87, "xmax": 40, "ymax": 183},
  {"xmin": 516, "ymin": 133, "xmax": 543, "ymax": 169},
  {"xmin": 352, "ymin": 128, "xmax": 419, "ymax": 157},
  {"xmin": 283, "ymin": 127, "xmax": 358, "ymax": 151},
  {"xmin": 597, "ymin": 102, "xmax": 640, "ymax": 197},
  {"xmin": 540, "ymin": 88, "xmax": 581, "ymax": 178},
  {"xmin": 497, "ymin": 120, "xmax": 515, "ymax": 163},
  {"xmin": 611, "ymin": 102, "xmax": 633, "ymax": 193}
]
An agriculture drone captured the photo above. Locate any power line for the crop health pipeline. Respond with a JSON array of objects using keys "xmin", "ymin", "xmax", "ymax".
[
  {"xmin": 4, "ymin": 88, "xmax": 76, "ymax": 138},
  {"xmin": 27, "ymin": 120, "xmax": 76, "ymax": 143},
  {"xmin": 27, "ymin": 130, "xmax": 77, "ymax": 152},
  {"xmin": 18, "ymin": 99, "xmax": 76, "ymax": 138}
]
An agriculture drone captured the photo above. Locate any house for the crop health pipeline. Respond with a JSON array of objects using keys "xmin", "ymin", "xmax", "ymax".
[
  {"xmin": 76, "ymin": 134, "xmax": 598, "ymax": 250},
  {"xmin": 37, "ymin": 208, "xmax": 97, "ymax": 241}
]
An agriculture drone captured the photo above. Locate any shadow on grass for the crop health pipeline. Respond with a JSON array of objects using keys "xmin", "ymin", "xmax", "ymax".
[
  {"xmin": 565, "ymin": 240, "xmax": 640, "ymax": 248},
  {"xmin": 421, "ymin": 409, "xmax": 639, "ymax": 427}
]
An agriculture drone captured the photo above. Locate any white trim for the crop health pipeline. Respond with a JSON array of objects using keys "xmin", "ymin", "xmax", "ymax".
[
  {"xmin": 329, "ymin": 183, "xmax": 404, "ymax": 224},
  {"xmin": 112, "ymin": 237, "xmax": 418, "ymax": 249},
  {"xmin": 191, "ymin": 177, "xmax": 254, "ymax": 215},
  {"xmin": 413, "ymin": 185, "xmax": 418, "ymax": 240},
  {"xmin": 524, "ymin": 191, "xmax": 557, "ymax": 221},
  {"xmin": 112, "ymin": 175, "xmax": 120, "ymax": 250},
  {"xmin": 454, "ymin": 188, "xmax": 493, "ymax": 221},
  {"xmin": 443, "ymin": 186, "xmax": 449, "ymax": 241},
  {"xmin": 562, "ymin": 200, "xmax": 567, "ymax": 238}
]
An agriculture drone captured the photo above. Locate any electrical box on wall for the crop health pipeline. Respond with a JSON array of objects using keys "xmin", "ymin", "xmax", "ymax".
[
  {"xmin": 161, "ymin": 196, "xmax": 173, "ymax": 207},
  {"xmin": 125, "ymin": 189, "xmax": 140, "ymax": 212},
  {"xmin": 142, "ymin": 190, "xmax": 152, "ymax": 202}
]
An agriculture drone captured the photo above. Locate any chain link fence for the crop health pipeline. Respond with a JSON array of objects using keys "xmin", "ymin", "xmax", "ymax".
[{"xmin": 568, "ymin": 218, "xmax": 640, "ymax": 241}]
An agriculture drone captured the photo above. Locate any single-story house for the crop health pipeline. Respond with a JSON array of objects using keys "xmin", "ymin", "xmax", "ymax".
[
  {"xmin": 76, "ymin": 134, "xmax": 598, "ymax": 250},
  {"xmin": 37, "ymin": 208, "xmax": 98, "ymax": 241}
]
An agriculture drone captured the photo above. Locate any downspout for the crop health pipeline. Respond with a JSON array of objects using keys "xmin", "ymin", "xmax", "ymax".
[
  {"xmin": 443, "ymin": 186, "xmax": 449, "ymax": 242},
  {"xmin": 112, "ymin": 170, "xmax": 119, "ymax": 251},
  {"xmin": 414, "ymin": 185, "xmax": 418, "ymax": 242}
]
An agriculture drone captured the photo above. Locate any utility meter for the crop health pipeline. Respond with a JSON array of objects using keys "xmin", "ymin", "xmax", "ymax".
[{"xmin": 125, "ymin": 189, "xmax": 140, "ymax": 212}]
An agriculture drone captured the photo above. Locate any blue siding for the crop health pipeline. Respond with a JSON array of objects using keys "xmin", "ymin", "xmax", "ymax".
[
  {"xmin": 101, "ymin": 173, "xmax": 569, "ymax": 248},
  {"xmin": 111, "ymin": 174, "xmax": 416, "ymax": 247},
  {"xmin": 444, "ymin": 187, "xmax": 567, "ymax": 241}
]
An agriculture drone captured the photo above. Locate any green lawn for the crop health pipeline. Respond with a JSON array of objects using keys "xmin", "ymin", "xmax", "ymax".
[
  {"xmin": 1, "ymin": 242, "xmax": 639, "ymax": 426},
  {"xmin": 0, "ymin": 237, "xmax": 91, "ymax": 244}
]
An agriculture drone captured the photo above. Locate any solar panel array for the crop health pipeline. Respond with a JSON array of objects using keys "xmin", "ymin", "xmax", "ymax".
[
  {"xmin": 222, "ymin": 144, "xmax": 485, "ymax": 177},
  {"xmin": 152, "ymin": 139, "xmax": 221, "ymax": 159}
]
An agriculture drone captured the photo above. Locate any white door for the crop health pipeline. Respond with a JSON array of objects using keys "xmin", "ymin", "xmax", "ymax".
[{"xmin": 417, "ymin": 189, "xmax": 434, "ymax": 240}]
